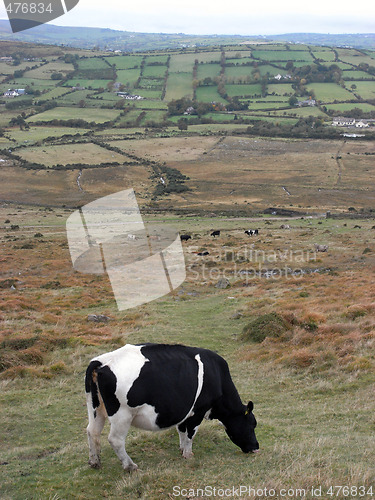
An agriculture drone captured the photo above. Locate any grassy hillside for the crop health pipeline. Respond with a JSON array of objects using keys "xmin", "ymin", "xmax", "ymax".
[{"xmin": 0, "ymin": 208, "xmax": 374, "ymax": 498}]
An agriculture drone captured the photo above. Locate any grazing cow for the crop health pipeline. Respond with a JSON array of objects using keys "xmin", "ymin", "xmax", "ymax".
[
  {"xmin": 85, "ymin": 343, "xmax": 259, "ymax": 471},
  {"xmin": 197, "ymin": 251, "xmax": 209, "ymax": 256},
  {"xmin": 244, "ymin": 229, "xmax": 259, "ymax": 236},
  {"xmin": 314, "ymin": 243, "xmax": 328, "ymax": 252},
  {"xmin": 211, "ymin": 230, "xmax": 220, "ymax": 237},
  {"xmin": 180, "ymin": 234, "xmax": 191, "ymax": 241}
]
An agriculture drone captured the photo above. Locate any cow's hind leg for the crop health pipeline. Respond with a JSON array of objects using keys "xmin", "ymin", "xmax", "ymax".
[
  {"xmin": 108, "ymin": 409, "xmax": 138, "ymax": 471},
  {"xmin": 86, "ymin": 395, "xmax": 106, "ymax": 468},
  {"xmin": 177, "ymin": 412, "xmax": 205, "ymax": 459}
]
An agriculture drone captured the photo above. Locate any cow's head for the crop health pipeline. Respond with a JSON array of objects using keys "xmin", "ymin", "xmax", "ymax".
[{"xmin": 225, "ymin": 401, "xmax": 259, "ymax": 453}]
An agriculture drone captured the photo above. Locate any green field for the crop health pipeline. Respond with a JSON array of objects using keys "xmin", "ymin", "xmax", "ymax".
[
  {"xmin": 164, "ymin": 72, "xmax": 193, "ymax": 100},
  {"xmin": 143, "ymin": 65, "xmax": 167, "ymax": 78},
  {"xmin": 252, "ymin": 50, "xmax": 314, "ymax": 62},
  {"xmin": 195, "ymin": 86, "xmax": 227, "ymax": 103},
  {"xmin": 169, "ymin": 53, "xmax": 197, "ymax": 72},
  {"xmin": 225, "ymin": 83, "xmax": 263, "ymax": 98},
  {"xmin": 325, "ymin": 102, "xmax": 375, "ymax": 113},
  {"xmin": 312, "ymin": 50, "xmax": 336, "ymax": 61},
  {"xmin": 342, "ymin": 70, "xmax": 375, "ymax": 80},
  {"xmin": 349, "ymin": 81, "xmax": 375, "ymax": 100},
  {"xmin": 64, "ymin": 79, "xmax": 113, "ymax": 89},
  {"xmin": 307, "ymin": 83, "xmax": 354, "ymax": 102},
  {"xmin": 197, "ymin": 64, "xmax": 222, "ymax": 79},
  {"xmin": 137, "ymin": 88, "xmax": 163, "ymax": 99},
  {"xmin": 77, "ymin": 57, "xmax": 110, "ymax": 70},
  {"xmin": 116, "ymin": 68, "xmax": 141, "ymax": 87},
  {"xmin": 267, "ymin": 83, "xmax": 294, "ymax": 95},
  {"xmin": 23, "ymin": 61, "xmax": 74, "ymax": 79},
  {"xmin": 105, "ymin": 55, "xmax": 144, "ymax": 69},
  {"xmin": 27, "ymin": 106, "xmax": 121, "ymax": 123},
  {"xmin": 6, "ymin": 126, "xmax": 90, "ymax": 144}
]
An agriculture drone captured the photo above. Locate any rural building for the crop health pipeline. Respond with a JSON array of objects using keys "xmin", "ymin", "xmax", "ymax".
[
  {"xmin": 332, "ymin": 117, "xmax": 356, "ymax": 127},
  {"xmin": 298, "ymin": 99, "xmax": 316, "ymax": 107},
  {"xmin": 3, "ymin": 89, "xmax": 25, "ymax": 97},
  {"xmin": 184, "ymin": 106, "xmax": 195, "ymax": 115},
  {"xmin": 355, "ymin": 120, "xmax": 369, "ymax": 128}
]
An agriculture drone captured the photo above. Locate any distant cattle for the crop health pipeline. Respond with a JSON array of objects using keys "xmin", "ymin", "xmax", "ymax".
[
  {"xmin": 244, "ymin": 229, "xmax": 258, "ymax": 236},
  {"xmin": 314, "ymin": 244, "xmax": 328, "ymax": 252},
  {"xmin": 211, "ymin": 230, "xmax": 220, "ymax": 237},
  {"xmin": 197, "ymin": 251, "xmax": 209, "ymax": 256},
  {"xmin": 353, "ymin": 225, "xmax": 361, "ymax": 229},
  {"xmin": 180, "ymin": 234, "xmax": 191, "ymax": 241},
  {"xmin": 279, "ymin": 225, "xmax": 290, "ymax": 230},
  {"xmin": 85, "ymin": 343, "xmax": 259, "ymax": 470}
]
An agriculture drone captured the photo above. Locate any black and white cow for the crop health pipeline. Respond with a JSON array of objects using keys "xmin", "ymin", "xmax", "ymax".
[
  {"xmin": 211, "ymin": 230, "xmax": 220, "ymax": 237},
  {"xmin": 244, "ymin": 229, "xmax": 258, "ymax": 236},
  {"xmin": 85, "ymin": 343, "xmax": 259, "ymax": 471}
]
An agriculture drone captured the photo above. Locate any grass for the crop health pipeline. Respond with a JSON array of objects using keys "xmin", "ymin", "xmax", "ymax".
[
  {"xmin": 306, "ymin": 83, "xmax": 354, "ymax": 103},
  {"xmin": 105, "ymin": 55, "xmax": 144, "ymax": 69},
  {"xmin": 197, "ymin": 64, "xmax": 221, "ymax": 79},
  {"xmin": 164, "ymin": 72, "xmax": 193, "ymax": 101},
  {"xmin": 168, "ymin": 53, "xmax": 197, "ymax": 72},
  {"xmin": 348, "ymin": 81, "xmax": 375, "ymax": 100},
  {"xmin": 64, "ymin": 79, "xmax": 113, "ymax": 89},
  {"xmin": 26, "ymin": 107, "xmax": 121, "ymax": 124},
  {"xmin": 142, "ymin": 65, "xmax": 167, "ymax": 78},
  {"xmin": 325, "ymin": 102, "xmax": 375, "ymax": 113},
  {"xmin": 0, "ymin": 208, "xmax": 374, "ymax": 499},
  {"xmin": 16, "ymin": 143, "xmax": 126, "ymax": 167},
  {"xmin": 195, "ymin": 86, "xmax": 227, "ymax": 103},
  {"xmin": 225, "ymin": 83, "xmax": 263, "ymax": 98},
  {"xmin": 5, "ymin": 126, "xmax": 90, "ymax": 145}
]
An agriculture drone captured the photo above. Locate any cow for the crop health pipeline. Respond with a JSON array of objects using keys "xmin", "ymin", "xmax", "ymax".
[
  {"xmin": 314, "ymin": 244, "xmax": 328, "ymax": 252},
  {"xmin": 85, "ymin": 343, "xmax": 259, "ymax": 471},
  {"xmin": 180, "ymin": 234, "xmax": 191, "ymax": 241},
  {"xmin": 197, "ymin": 251, "xmax": 209, "ymax": 256},
  {"xmin": 244, "ymin": 229, "xmax": 259, "ymax": 236},
  {"xmin": 211, "ymin": 230, "xmax": 220, "ymax": 237}
]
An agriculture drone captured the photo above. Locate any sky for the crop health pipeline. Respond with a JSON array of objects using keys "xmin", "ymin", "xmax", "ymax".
[{"xmin": 1, "ymin": 0, "xmax": 374, "ymax": 35}]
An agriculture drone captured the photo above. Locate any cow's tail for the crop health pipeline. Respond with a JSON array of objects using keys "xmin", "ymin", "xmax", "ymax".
[{"xmin": 85, "ymin": 360, "xmax": 103, "ymax": 416}]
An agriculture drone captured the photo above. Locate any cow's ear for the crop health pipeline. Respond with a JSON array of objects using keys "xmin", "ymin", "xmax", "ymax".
[{"xmin": 245, "ymin": 401, "xmax": 254, "ymax": 414}]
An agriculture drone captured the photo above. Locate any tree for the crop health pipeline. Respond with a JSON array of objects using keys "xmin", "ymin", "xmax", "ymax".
[
  {"xmin": 78, "ymin": 100, "xmax": 86, "ymax": 108},
  {"xmin": 51, "ymin": 72, "xmax": 63, "ymax": 80},
  {"xmin": 177, "ymin": 118, "xmax": 188, "ymax": 131},
  {"xmin": 289, "ymin": 96, "xmax": 298, "ymax": 106}
]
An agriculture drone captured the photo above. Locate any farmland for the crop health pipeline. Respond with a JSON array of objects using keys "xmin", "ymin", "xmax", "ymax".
[{"xmin": 0, "ymin": 39, "xmax": 374, "ymax": 500}]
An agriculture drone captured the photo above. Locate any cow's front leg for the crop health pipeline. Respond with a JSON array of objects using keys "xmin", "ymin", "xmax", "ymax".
[
  {"xmin": 177, "ymin": 412, "xmax": 205, "ymax": 459},
  {"xmin": 108, "ymin": 410, "xmax": 138, "ymax": 471}
]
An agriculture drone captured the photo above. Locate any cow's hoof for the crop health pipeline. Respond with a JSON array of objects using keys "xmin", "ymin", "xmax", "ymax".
[
  {"xmin": 89, "ymin": 460, "xmax": 101, "ymax": 469},
  {"xmin": 124, "ymin": 463, "xmax": 138, "ymax": 472}
]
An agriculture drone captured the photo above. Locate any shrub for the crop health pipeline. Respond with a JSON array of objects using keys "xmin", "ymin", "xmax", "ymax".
[{"xmin": 241, "ymin": 312, "xmax": 292, "ymax": 343}]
